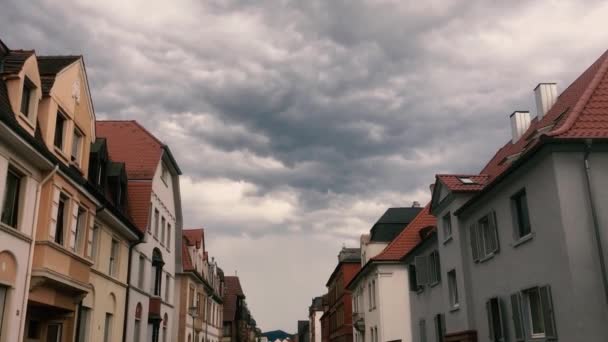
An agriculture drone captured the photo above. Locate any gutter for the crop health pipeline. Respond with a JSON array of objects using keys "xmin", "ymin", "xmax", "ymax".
[
  {"xmin": 122, "ymin": 238, "xmax": 143, "ymax": 342},
  {"xmin": 583, "ymin": 140, "xmax": 608, "ymax": 305},
  {"xmin": 18, "ymin": 164, "xmax": 58, "ymax": 339}
]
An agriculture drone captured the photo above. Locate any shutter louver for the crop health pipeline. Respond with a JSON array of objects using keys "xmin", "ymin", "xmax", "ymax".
[
  {"xmin": 490, "ymin": 211, "xmax": 500, "ymax": 253},
  {"xmin": 48, "ymin": 187, "xmax": 60, "ymax": 240},
  {"xmin": 415, "ymin": 256, "xmax": 429, "ymax": 286},
  {"xmin": 86, "ymin": 216, "xmax": 94, "ymax": 258},
  {"xmin": 540, "ymin": 285, "xmax": 557, "ymax": 340},
  {"xmin": 470, "ymin": 224, "xmax": 480, "ymax": 262},
  {"xmin": 510, "ymin": 293, "xmax": 525, "ymax": 341},
  {"xmin": 69, "ymin": 202, "xmax": 78, "ymax": 250}
]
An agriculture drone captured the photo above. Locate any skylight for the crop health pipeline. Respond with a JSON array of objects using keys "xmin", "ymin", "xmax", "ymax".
[{"xmin": 459, "ymin": 177, "xmax": 475, "ymax": 184}]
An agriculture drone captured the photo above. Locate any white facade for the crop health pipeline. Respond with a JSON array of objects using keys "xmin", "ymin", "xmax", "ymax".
[
  {"xmin": 0, "ymin": 130, "xmax": 50, "ymax": 342},
  {"xmin": 125, "ymin": 158, "xmax": 181, "ymax": 342}
]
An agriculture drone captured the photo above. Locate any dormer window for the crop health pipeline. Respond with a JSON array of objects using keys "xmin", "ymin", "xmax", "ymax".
[
  {"xmin": 71, "ymin": 128, "xmax": 83, "ymax": 166},
  {"xmin": 54, "ymin": 111, "xmax": 67, "ymax": 150},
  {"xmin": 20, "ymin": 77, "xmax": 36, "ymax": 119}
]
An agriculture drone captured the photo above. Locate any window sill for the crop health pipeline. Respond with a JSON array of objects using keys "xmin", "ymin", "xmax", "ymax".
[
  {"xmin": 0, "ymin": 222, "xmax": 32, "ymax": 243},
  {"xmin": 429, "ymin": 281, "xmax": 440, "ymax": 288},
  {"xmin": 512, "ymin": 233, "xmax": 534, "ymax": 248},
  {"xmin": 449, "ymin": 305, "xmax": 460, "ymax": 313},
  {"xmin": 17, "ymin": 112, "xmax": 36, "ymax": 129},
  {"xmin": 443, "ymin": 235, "xmax": 453, "ymax": 245},
  {"xmin": 478, "ymin": 253, "xmax": 496, "ymax": 264}
]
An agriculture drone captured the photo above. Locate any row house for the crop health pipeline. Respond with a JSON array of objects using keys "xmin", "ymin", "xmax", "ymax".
[
  {"xmin": 346, "ymin": 47, "xmax": 608, "ymax": 342},
  {"xmin": 176, "ymin": 228, "xmax": 225, "ymax": 342},
  {"xmin": 308, "ymin": 296, "xmax": 323, "ymax": 342},
  {"xmin": 96, "ymin": 120, "xmax": 183, "ymax": 342},
  {"xmin": 0, "ymin": 39, "xmax": 144, "ymax": 342},
  {"xmin": 347, "ymin": 206, "xmax": 432, "ymax": 342},
  {"xmin": 223, "ymin": 276, "xmax": 260, "ymax": 342},
  {"xmin": 321, "ymin": 248, "xmax": 360, "ymax": 342}
]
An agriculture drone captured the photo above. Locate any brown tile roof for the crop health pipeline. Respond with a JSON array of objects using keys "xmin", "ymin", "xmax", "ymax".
[
  {"xmin": 126, "ymin": 181, "xmax": 152, "ymax": 233},
  {"xmin": 37, "ymin": 55, "xmax": 81, "ymax": 95},
  {"xmin": 183, "ymin": 228, "xmax": 205, "ymax": 249},
  {"xmin": 96, "ymin": 120, "xmax": 164, "ymax": 180},
  {"xmin": 373, "ymin": 203, "xmax": 436, "ymax": 261},
  {"xmin": 223, "ymin": 276, "xmax": 245, "ymax": 322}
]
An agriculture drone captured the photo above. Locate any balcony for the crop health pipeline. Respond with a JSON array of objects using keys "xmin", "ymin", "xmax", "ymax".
[
  {"xmin": 149, "ymin": 296, "xmax": 162, "ymax": 321},
  {"xmin": 352, "ymin": 312, "xmax": 365, "ymax": 332}
]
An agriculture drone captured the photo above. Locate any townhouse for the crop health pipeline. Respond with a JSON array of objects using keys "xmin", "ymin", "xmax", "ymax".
[
  {"xmin": 347, "ymin": 206, "xmax": 433, "ymax": 342},
  {"xmin": 223, "ymin": 276, "xmax": 260, "ymax": 342},
  {"xmin": 176, "ymin": 228, "xmax": 225, "ymax": 342},
  {"xmin": 309, "ymin": 296, "xmax": 323, "ymax": 342},
  {"xmin": 321, "ymin": 248, "xmax": 361, "ymax": 342},
  {"xmin": 96, "ymin": 120, "xmax": 183, "ymax": 342}
]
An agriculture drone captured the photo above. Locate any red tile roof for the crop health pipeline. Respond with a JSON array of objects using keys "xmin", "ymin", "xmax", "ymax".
[
  {"xmin": 127, "ymin": 181, "xmax": 152, "ymax": 233},
  {"xmin": 182, "ymin": 239, "xmax": 194, "ymax": 272},
  {"xmin": 183, "ymin": 228, "xmax": 205, "ymax": 249},
  {"xmin": 373, "ymin": 203, "xmax": 436, "ymax": 261},
  {"xmin": 96, "ymin": 120, "xmax": 164, "ymax": 180},
  {"xmin": 223, "ymin": 276, "xmax": 245, "ymax": 322},
  {"xmin": 436, "ymin": 174, "xmax": 489, "ymax": 192}
]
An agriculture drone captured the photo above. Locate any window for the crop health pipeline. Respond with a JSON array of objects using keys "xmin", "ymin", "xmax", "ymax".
[
  {"xmin": 223, "ymin": 325, "xmax": 231, "ymax": 336},
  {"xmin": 138, "ymin": 254, "xmax": 145, "ymax": 288},
  {"xmin": 442, "ymin": 213, "xmax": 452, "ymax": 241},
  {"xmin": 511, "ymin": 190, "xmax": 531, "ymax": 239},
  {"xmin": 55, "ymin": 195, "xmax": 68, "ymax": 245},
  {"xmin": 161, "ymin": 163, "xmax": 169, "ymax": 185},
  {"xmin": 409, "ymin": 264, "xmax": 420, "ymax": 291},
  {"xmin": 190, "ymin": 286, "xmax": 195, "ymax": 308},
  {"xmin": 167, "ymin": 224, "xmax": 172, "ymax": 250},
  {"xmin": 0, "ymin": 286, "xmax": 6, "ymax": 337},
  {"xmin": 54, "ymin": 111, "xmax": 67, "ymax": 150},
  {"xmin": 109, "ymin": 239, "xmax": 119, "ymax": 277},
  {"xmin": 20, "ymin": 77, "xmax": 36, "ymax": 119},
  {"xmin": 103, "ymin": 313, "xmax": 113, "ymax": 342},
  {"xmin": 458, "ymin": 177, "xmax": 475, "ymax": 184},
  {"xmin": 74, "ymin": 208, "xmax": 87, "ymax": 254},
  {"xmin": 91, "ymin": 225, "xmax": 100, "ymax": 261},
  {"xmin": 429, "ymin": 251, "xmax": 441, "ymax": 285},
  {"xmin": 519, "ymin": 286, "xmax": 557, "ymax": 339},
  {"xmin": 71, "ymin": 128, "xmax": 83, "ymax": 165},
  {"xmin": 47, "ymin": 323, "xmax": 62, "ymax": 342},
  {"xmin": 415, "ymin": 255, "xmax": 429, "ymax": 288},
  {"xmin": 367, "ymin": 282, "xmax": 372, "ymax": 311},
  {"xmin": 434, "ymin": 314, "xmax": 445, "ymax": 342},
  {"xmin": 447, "ymin": 270, "xmax": 459, "ymax": 308},
  {"xmin": 154, "ymin": 209, "xmax": 159, "ymax": 238},
  {"xmin": 1, "ymin": 167, "xmax": 22, "ymax": 228},
  {"xmin": 371, "ymin": 280, "xmax": 376, "ymax": 309},
  {"xmin": 486, "ymin": 297, "xmax": 505, "ymax": 342},
  {"xmin": 165, "ymin": 274, "xmax": 170, "ymax": 302},
  {"xmin": 133, "ymin": 318, "xmax": 141, "ymax": 342},
  {"xmin": 161, "ymin": 217, "xmax": 166, "ymax": 245},
  {"xmin": 27, "ymin": 320, "xmax": 40, "ymax": 339},
  {"xmin": 419, "ymin": 319, "xmax": 427, "ymax": 342},
  {"xmin": 470, "ymin": 211, "xmax": 499, "ymax": 262},
  {"xmin": 76, "ymin": 306, "xmax": 91, "ymax": 342}
]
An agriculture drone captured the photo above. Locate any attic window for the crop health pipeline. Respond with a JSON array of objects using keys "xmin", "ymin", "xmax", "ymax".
[
  {"xmin": 20, "ymin": 77, "xmax": 36, "ymax": 119},
  {"xmin": 458, "ymin": 177, "xmax": 475, "ymax": 184}
]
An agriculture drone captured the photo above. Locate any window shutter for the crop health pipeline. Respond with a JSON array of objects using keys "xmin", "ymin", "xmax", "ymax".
[
  {"xmin": 540, "ymin": 285, "xmax": 557, "ymax": 340},
  {"xmin": 434, "ymin": 252, "xmax": 441, "ymax": 283},
  {"xmin": 497, "ymin": 298, "xmax": 506, "ymax": 342},
  {"xmin": 48, "ymin": 187, "xmax": 61, "ymax": 240},
  {"xmin": 69, "ymin": 203, "xmax": 78, "ymax": 250},
  {"xmin": 486, "ymin": 299, "xmax": 495, "ymax": 341},
  {"xmin": 470, "ymin": 224, "xmax": 480, "ymax": 262},
  {"xmin": 510, "ymin": 293, "xmax": 525, "ymax": 342},
  {"xmin": 409, "ymin": 264, "xmax": 418, "ymax": 291},
  {"xmin": 415, "ymin": 256, "xmax": 429, "ymax": 286},
  {"xmin": 86, "ymin": 218, "xmax": 94, "ymax": 258},
  {"xmin": 489, "ymin": 211, "xmax": 500, "ymax": 253}
]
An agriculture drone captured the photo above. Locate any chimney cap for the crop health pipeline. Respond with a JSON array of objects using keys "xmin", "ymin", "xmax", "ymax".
[
  {"xmin": 534, "ymin": 82, "xmax": 557, "ymax": 90},
  {"xmin": 509, "ymin": 110, "xmax": 530, "ymax": 117}
]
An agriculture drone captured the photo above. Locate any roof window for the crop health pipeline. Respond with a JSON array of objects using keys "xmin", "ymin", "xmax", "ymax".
[{"xmin": 458, "ymin": 177, "xmax": 476, "ymax": 184}]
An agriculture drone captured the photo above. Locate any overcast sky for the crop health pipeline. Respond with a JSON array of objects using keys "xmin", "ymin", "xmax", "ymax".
[{"xmin": 2, "ymin": 0, "xmax": 608, "ymax": 332}]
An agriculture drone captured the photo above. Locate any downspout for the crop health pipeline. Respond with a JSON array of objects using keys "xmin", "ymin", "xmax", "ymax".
[
  {"xmin": 583, "ymin": 140, "xmax": 608, "ymax": 305},
  {"xmin": 18, "ymin": 164, "xmax": 58, "ymax": 340},
  {"xmin": 123, "ymin": 238, "xmax": 143, "ymax": 342}
]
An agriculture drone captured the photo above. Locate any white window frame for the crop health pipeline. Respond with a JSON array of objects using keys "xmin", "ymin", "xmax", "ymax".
[{"xmin": 447, "ymin": 270, "xmax": 459, "ymax": 309}]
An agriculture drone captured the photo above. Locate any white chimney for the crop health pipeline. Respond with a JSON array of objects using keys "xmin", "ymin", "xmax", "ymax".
[
  {"xmin": 510, "ymin": 111, "xmax": 531, "ymax": 143},
  {"xmin": 534, "ymin": 83, "xmax": 558, "ymax": 119}
]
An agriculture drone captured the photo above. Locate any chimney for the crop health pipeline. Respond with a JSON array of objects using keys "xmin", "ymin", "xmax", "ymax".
[
  {"xmin": 412, "ymin": 201, "xmax": 421, "ymax": 208},
  {"xmin": 510, "ymin": 111, "xmax": 531, "ymax": 143},
  {"xmin": 534, "ymin": 83, "xmax": 558, "ymax": 119}
]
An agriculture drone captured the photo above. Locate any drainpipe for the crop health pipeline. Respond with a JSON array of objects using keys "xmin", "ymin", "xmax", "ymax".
[
  {"xmin": 18, "ymin": 164, "xmax": 58, "ymax": 340},
  {"xmin": 123, "ymin": 238, "xmax": 143, "ymax": 342},
  {"xmin": 583, "ymin": 140, "xmax": 608, "ymax": 305}
]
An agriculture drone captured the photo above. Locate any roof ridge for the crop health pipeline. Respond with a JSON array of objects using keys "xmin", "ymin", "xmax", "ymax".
[{"xmin": 548, "ymin": 49, "xmax": 608, "ymax": 137}]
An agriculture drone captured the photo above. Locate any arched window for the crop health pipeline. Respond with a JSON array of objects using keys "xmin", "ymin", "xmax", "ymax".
[
  {"xmin": 134, "ymin": 303, "xmax": 142, "ymax": 342},
  {"xmin": 151, "ymin": 248, "xmax": 164, "ymax": 296}
]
